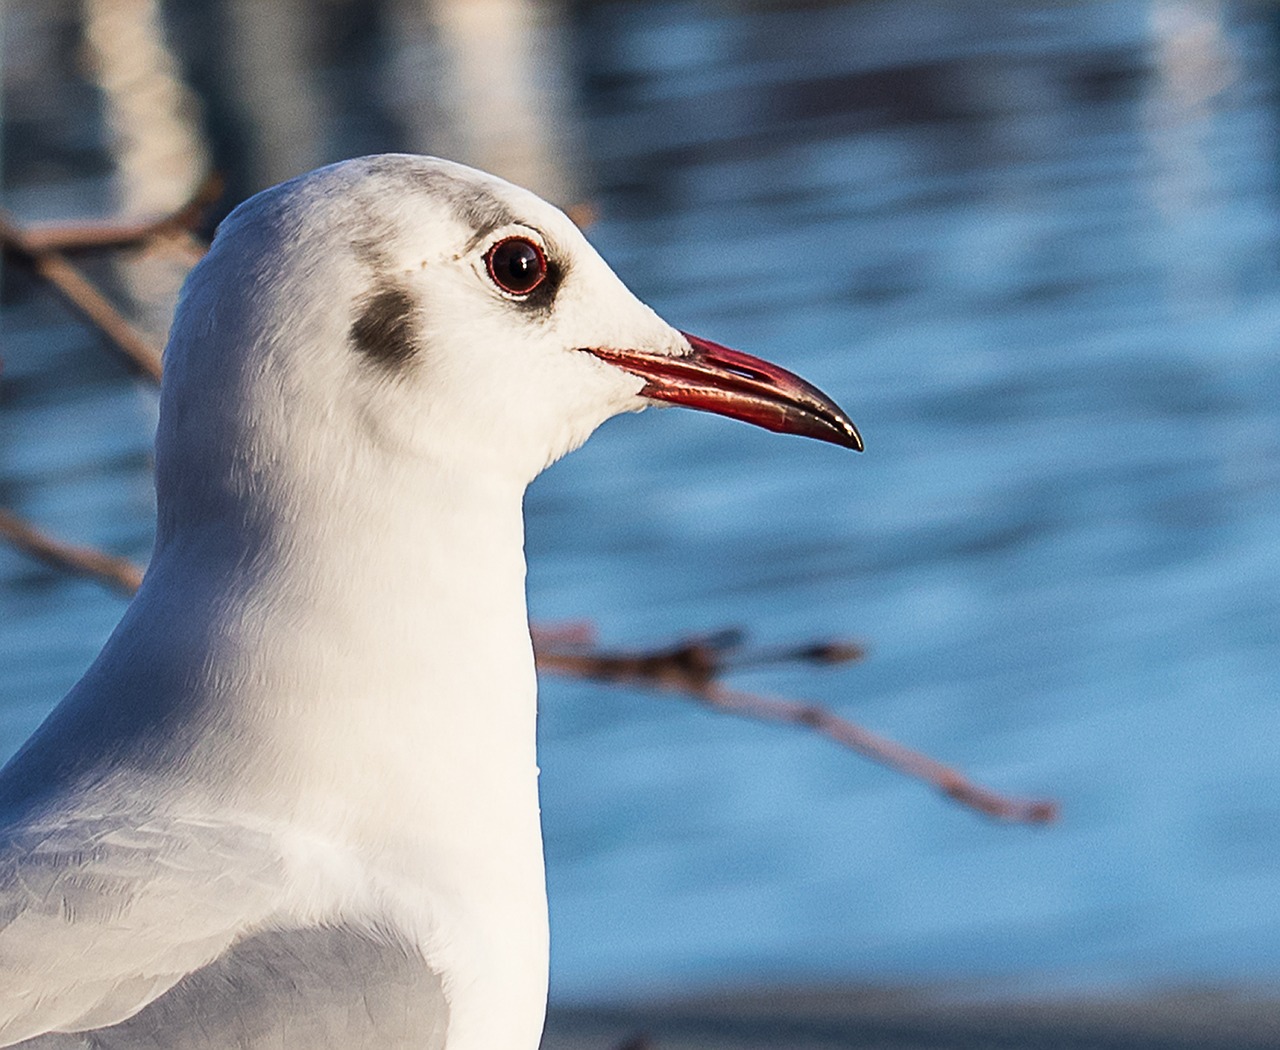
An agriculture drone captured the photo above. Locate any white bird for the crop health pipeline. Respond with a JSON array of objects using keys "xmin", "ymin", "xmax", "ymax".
[{"xmin": 0, "ymin": 155, "xmax": 860, "ymax": 1049}]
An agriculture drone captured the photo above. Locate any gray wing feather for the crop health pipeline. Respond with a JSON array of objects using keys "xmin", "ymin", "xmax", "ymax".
[
  {"xmin": 0, "ymin": 814, "xmax": 284, "ymax": 1045},
  {"xmin": 12, "ymin": 926, "xmax": 448, "ymax": 1050}
]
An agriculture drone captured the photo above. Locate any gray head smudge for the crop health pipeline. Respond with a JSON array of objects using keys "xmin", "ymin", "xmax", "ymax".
[
  {"xmin": 349, "ymin": 155, "xmax": 563, "ymax": 328},
  {"xmin": 350, "ymin": 283, "xmax": 418, "ymax": 369},
  {"xmin": 358, "ymin": 155, "xmax": 518, "ymax": 244}
]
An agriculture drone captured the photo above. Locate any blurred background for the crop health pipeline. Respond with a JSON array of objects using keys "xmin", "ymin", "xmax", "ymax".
[{"xmin": 2, "ymin": 0, "xmax": 1279, "ymax": 1013}]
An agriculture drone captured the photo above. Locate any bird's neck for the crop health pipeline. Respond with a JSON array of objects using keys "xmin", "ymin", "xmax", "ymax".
[
  {"xmin": 124, "ymin": 463, "xmax": 540, "ymax": 840},
  {"xmin": 86, "ymin": 462, "xmax": 551, "ymax": 1048}
]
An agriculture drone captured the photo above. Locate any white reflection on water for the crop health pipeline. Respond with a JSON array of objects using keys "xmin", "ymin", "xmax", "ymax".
[
  {"xmin": 82, "ymin": 0, "xmax": 209, "ymax": 338},
  {"xmin": 83, "ymin": 0, "xmax": 208, "ymax": 214},
  {"xmin": 386, "ymin": 0, "xmax": 585, "ymax": 206},
  {"xmin": 1144, "ymin": 0, "xmax": 1237, "ymax": 314}
]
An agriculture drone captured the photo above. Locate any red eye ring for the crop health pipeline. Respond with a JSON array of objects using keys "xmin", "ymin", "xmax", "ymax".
[{"xmin": 485, "ymin": 236, "xmax": 549, "ymax": 297}]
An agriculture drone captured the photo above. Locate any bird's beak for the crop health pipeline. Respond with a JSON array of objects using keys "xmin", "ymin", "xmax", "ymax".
[{"xmin": 588, "ymin": 331, "xmax": 863, "ymax": 451}]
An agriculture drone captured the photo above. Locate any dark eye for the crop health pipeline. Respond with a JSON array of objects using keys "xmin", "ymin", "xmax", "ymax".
[{"xmin": 485, "ymin": 237, "xmax": 548, "ymax": 297}]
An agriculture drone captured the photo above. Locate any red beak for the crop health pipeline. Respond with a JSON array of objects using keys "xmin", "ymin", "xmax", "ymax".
[{"xmin": 587, "ymin": 332, "xmax": 862, "ymax": 451}]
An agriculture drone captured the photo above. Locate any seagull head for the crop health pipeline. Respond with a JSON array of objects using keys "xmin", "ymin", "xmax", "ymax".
[{"xmin": 158, "ymin": 155, "xmax": 859, "ymax": 513}]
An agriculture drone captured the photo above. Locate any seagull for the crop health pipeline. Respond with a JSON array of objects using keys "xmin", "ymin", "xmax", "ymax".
[{"xmin": 0, "ymin": 155, "xmax": 860, "ymax": 1049}]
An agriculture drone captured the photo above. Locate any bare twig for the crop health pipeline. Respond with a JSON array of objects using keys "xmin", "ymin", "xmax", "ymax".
[
  {"xmin": 0, "ymin": 175, "xmax": 221, "ymax": 381},
  {"xmin": 17, "ymin": 173, "xmax": 222, "ymax": 253},
  {"xmin": 0, "ymin": 508, "xmax": 143, "ymax": 596},
  {"xmin": 536, "ymin": 631, "xmax": 1057, "ymax": 825},
  {"xmin": 0, "ymin": 212, "xmax": 164, "ymax": 380},
  {"xmin": 530, "ymin": 621, "xmax": 598, "ymax": 648},
  {"xmin": 534, "ymin": 629, "xmax": 863, "ymax": 689},
  {"xmin": 702, "ymin": 683, "xmax": 1057, "ymax": 823}
]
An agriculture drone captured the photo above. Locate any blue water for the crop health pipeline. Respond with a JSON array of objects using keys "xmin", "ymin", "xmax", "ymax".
[{"xmin": 3, "ymin": 0, "xmax": 1279, "ymax": 1003}]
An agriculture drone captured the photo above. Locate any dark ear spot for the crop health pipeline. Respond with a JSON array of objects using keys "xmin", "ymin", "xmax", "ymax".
[{"xmin": 350, "ymin": 284, "xmax": 417, "ymax": 369}]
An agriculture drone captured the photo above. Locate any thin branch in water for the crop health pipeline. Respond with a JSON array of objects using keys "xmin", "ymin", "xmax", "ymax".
[
  {"xmin": 537, "ymin": 630, "xmax": 1058, "ymax": 825},
  {"xmin": 16, "ymin": 174, "xmax": 222, "ymax": 254},
  {"xmin": 0, "ymin": 211, "xmax": 164, "ymax": 381},
  {"xmin": 0, "ymin": 508, "xmax": 143, "ymax": 596},
  {"xmin": 533, "ymin": 629, "xmax": 863, "ymax": 690},
  {"xmin": 0, "ymin": 176, "xmax": 221, "ymax": 381},
  {"xmin": 530, "ymin": 621, "xmax": 599, "ymax": 648},
  {"xmin": 722, "ymin": 636, "xmax": 866, "ymax": 672},
  {"xmin": 702, "ymin": 682, "xmax": 1058, "ymax": 824}
]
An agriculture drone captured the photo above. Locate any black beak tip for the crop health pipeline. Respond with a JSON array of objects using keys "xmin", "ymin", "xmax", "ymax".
[{"xmin": 831, "ymin": 418, "xmax": 864, "ymax": 453}]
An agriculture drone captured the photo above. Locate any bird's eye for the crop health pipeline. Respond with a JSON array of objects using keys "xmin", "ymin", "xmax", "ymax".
[{"xmin": 485, "ymin": 237, "xmax": 548, "ymax": 297}]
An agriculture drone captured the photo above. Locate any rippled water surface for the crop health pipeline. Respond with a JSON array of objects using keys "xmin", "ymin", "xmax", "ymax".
[{"xmin": 3, "ymin": 1, "xmax": 1279, "ymax": 1002}]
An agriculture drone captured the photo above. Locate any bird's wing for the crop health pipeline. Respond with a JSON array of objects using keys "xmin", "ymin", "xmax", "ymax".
[
  {"xmin": 10, "ymin": 923, "xmax": 450, "ymax": 1050},
  {"xmin": 0, "ymin": 812, "xmax": 285, "ymax": 1047}
]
